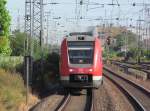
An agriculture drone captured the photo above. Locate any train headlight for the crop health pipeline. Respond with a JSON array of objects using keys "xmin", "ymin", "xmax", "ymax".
[
  {"xmin": 89, "ymin": 69, "xmax": 93, "ymax": 72},
  {"xmin": 69, "ymin": 69, "xmax": 74, "ymax": 72}
]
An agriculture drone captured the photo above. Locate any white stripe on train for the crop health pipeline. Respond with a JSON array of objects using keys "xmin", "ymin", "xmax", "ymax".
[{"xmin": 60, "ymin": 76, "xmax": 102, "ymax": 81}]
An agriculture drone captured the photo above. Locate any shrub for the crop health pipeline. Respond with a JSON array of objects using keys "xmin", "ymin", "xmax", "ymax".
[{"xmin": 0, "ymin": 56, "xmax": 23, "ymax": 71}]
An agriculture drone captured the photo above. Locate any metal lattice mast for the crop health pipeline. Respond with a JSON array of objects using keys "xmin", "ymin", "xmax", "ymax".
[
  {"xmin": 32, "ymin": 0, "xmax": 44, "ymax": 60},
  {"xmin": 32, "ymin": 0, "xmax": 44, "ymax": 43},
  {"xmin": 32, "ymin": 0, "xmax": 44, "ymax": 88},
  {"xmin": 25, "ymin": 0, "xmax": 32, "ymax": 106},
  {"xmin": 25, "ymin": 0, "xmax": 32, "ymax": 55}
]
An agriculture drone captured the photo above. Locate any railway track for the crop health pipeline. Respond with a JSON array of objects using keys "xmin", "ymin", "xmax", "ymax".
[
  {"xmin": 111, "ymin": 60, "xmax": 150, "ymax": 71},
  {"xmin": 55, "ymin": 89, "xmax": 94, "ymax": 111},
  {"xmin": 30, "ymin": 89, "xmax": 94, "ymax": 111},
  {"xmin": 111, "ymin": 60, "xmax": 150, "ymax": 79},
  {"xmin": 104, "ymin": 66, "xmax": 150, "ymax": 111},
  {"xmin": 55, "ymin": 93, "xmax": 71, "ymax": 111}
]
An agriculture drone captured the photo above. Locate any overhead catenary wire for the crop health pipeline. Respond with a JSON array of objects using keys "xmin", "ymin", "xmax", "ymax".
[{"xmin": 43, "ymin": 0, "xmax": 150, "ymax": 36}]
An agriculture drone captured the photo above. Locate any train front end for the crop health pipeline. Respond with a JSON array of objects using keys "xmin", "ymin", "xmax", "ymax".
[{"xmin": 60, "ymin": 34, "xmax": 103, "ymax": 89}]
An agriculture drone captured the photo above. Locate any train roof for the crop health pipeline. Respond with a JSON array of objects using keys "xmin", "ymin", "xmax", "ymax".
[
  {"xmin": 69, "ymin": 32, "xmax": 93, "ymax": 36},
  {"xmin": 66, "ymin": 35, "xmax": 97, "ymax": 41}
]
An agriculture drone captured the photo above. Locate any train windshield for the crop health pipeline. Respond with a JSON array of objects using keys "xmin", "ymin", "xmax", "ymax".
[{"xmin": 68, "ymin": 41, "xmax": 94, "ymax": 64}]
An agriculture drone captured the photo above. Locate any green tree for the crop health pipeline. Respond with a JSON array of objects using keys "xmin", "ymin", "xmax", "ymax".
[
  {"xmin": 0, "ymin": 0, "xmax": 11, "ymax": 36},
  {"xmin": 10, "ymin": 30, "xmax": 26, "ymax": 56},
  {"xmin": 10, "ymin": 30, "xmax": 49, "ymax": 58},
  {"xmin": 0, "ymin": 37, "xmax": 11, "ymax": 55},
  {"xmin": 0, "ymin": 0, "xmax": 11, "ymax": 55},
  {"xmin": 113, "ymin": 31, "xmax": 137, "ymax": 51}
]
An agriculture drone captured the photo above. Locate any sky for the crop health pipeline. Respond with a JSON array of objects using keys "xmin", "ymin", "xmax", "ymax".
[{"xmin": 6, "ymin": 0, "xmax": 150, "ymax": 43}]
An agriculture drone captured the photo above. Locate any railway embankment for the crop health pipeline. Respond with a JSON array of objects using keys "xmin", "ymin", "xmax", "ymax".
[{"xmin": 0, "ymin": 68, "xmax": 39, "ymax": 111}]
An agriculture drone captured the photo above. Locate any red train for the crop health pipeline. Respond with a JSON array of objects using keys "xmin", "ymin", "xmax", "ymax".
[{"xmin": 60, "ymin": 33, "xmax": 103, "ymax": 89}]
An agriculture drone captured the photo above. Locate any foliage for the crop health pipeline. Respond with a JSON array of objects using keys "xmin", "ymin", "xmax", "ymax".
[
  {"xmin": 0, "ymin": 69, "xmax": 26, "ymax": 111},
  {"xmin": 0, "ymin": 37, "xmax": 12, "ymax": 55},
  {"xmin": 103, "ymin": 28, "xmax": 144, "ymax": 61},
  {"xmin": 10, "ymin": 30, "xmax": 26, "ymax": 56},
  {"xmin": 103, "ymin": 48, "xmax": 118, "ymax": 59},
  {"xmin": 113, "ymin": 31, "xmax": 137, "ymax": 51},
  {"xmin": 128, "ymin": 48, "xmax": 138, "ymax": 58},
  {"xmin": 32, "ymin": 52, "xmax": 60, "ymax": 91},
  {"xmin": 10, "ymin": 30, "xmax": 51, "ymax": 59},
  {"xmin": 0, "ymin": 0, "xmax": 11, "ymax": 55},
  {"xmin": 117, "ymin": 51, "xmax": 125, "ymax": 57},
  {"xmin": 0, "ymin": 0, "xmax": 11, "ymax": 37},
  {"xmin": 0, "ymin": 56, "xmax": 23, "ymax": 71},
  {"xmin": 140, "ymin": 49, "xmax": 150, "ymax": 61}
]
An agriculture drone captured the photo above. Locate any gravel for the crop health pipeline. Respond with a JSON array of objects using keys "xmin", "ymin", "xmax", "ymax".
[
  {"xmin": 94, "ymin": 83, "xmax": 115, "ymax": 111},
  {"xmin": 29, "ymin": 86, "xmax": 66, "ymax": 111},
  {"xmin": 30, "ymin": 94, "xmax": 64, "ymax": 111},
  {"xmin": 94, "ymin": 78, "xmax": 135, "ymax": 111},
  {"xmin": 104, "ymin": 78, "xmax": 135, "ymax": 111}
]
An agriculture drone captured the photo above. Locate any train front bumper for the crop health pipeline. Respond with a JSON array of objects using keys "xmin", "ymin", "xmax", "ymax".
[{"xmin": 60, "ymin": 76, "xmax": 102, "ymax": 89}]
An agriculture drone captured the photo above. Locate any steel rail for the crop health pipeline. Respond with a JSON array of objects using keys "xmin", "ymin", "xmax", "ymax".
[
  {"xmin": 84, "ymin": 89, "xmax": 94, "ymax": 111},
  {"xmin": 55, "ymin": 93, "xmax": 71, "ymax": 111},
  {"xmin": 111, "ymin": 60, "xmax": 150, "ymax": 73},
  {"xmin": 104, "ymin": 66, "xmax": 150, "ymax": 111},
  {"xmin": 56, "ymin": 89, "xmax": 94, "ymax": 111},
  {"xmin": 104, "ymin": 66, "xmax": 150, "ymax": 96},
  {"xmin": 104, "ymin": 74, "xmax": 145, "ymax": 111}
]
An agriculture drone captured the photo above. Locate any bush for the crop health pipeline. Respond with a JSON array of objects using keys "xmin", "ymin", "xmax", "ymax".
[
  {"xmin": 32, "ymin": 52, "xmax": 60, "ymax": 90},
  {"xmin": 0, "ymin": 56, "xmax": 23, "ymax": 72},
  {"xmin": 116, "ymin": 51, "xmax": 125, "ymax": 57},
  {"xmin": 0, "ymin": 37, "xmax": 12, "ymax": 55}
]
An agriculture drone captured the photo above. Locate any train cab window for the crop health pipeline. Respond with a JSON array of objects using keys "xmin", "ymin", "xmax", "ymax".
[
  {"xmin": 69, "ymin": 49, "xmax": 93, "ymax": 64},
  {"xmin": 68, "ymin": 41, "xmax": 94, "ymax": 64}
]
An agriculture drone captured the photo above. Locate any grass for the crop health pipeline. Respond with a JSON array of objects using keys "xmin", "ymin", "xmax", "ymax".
[{"xmin": 0, "ymin": 68, "xmax": 26, "ymax": 111}]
